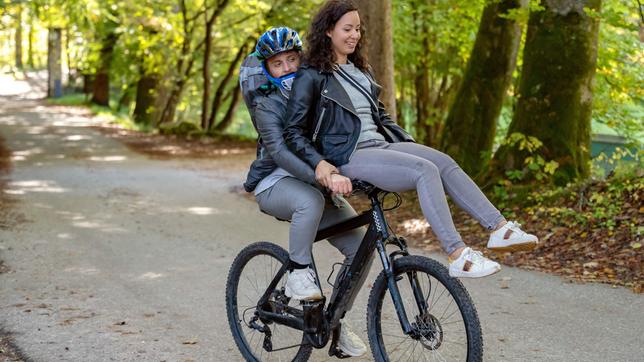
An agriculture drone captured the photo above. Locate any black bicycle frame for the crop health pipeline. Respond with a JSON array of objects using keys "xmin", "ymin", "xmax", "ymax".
[{"xmin": 256, "ymin": 188, "xmax": 416, "ymax": 338}]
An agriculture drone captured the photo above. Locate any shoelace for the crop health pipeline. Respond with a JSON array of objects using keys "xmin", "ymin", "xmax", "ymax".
[
  {"xmin": 465, "ymin": 249, "xmax": 486, "ymax": 264},
  {"xmin": 507, "ymin": 221, "xmax": 527, "ymax": 235}
]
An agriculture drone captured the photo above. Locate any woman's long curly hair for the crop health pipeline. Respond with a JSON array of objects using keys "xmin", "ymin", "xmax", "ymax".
[{"xmin": 304, "ymin": 0, "xmax": 368, "ymax": 73}]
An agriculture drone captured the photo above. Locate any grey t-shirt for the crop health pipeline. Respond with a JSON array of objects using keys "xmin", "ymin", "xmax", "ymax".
[
  {"xmin": 334, "ymin": 62, "xmax": 386, "ymax": 144},
  {"xmin": 254, "ymin": 167, "xmax": 292, "ymax": 196}
]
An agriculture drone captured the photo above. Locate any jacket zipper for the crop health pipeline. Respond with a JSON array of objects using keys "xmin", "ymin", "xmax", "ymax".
[{"xmin": 312, "ymin": 107, "xmax": 326, "ymax": 143}]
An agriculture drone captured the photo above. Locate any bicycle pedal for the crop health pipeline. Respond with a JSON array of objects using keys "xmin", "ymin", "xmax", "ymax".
[
  {"xmin": 329, "ymin": 346, "xmax": 352, "ymax": 359},
  {"xmin": 262, "ymin": 330, "xmax": 273, "ymax": 352}
]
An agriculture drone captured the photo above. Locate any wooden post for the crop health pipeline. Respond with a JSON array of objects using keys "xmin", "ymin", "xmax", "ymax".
[{"xmin": 48, "ymin": 28, "xmax": 63, "ymax": 98}]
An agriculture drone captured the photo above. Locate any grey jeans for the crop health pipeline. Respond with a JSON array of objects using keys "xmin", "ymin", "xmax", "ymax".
[
  {"xmin": 256, "ymin": 176, "xmax": 373, "ymax": 309},
  {"xmin": 339, "ymin": 140, "xmax": 505, "ymax": 255}
]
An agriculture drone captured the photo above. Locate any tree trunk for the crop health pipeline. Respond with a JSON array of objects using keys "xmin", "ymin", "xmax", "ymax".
[
  {"xmin": 65, "ymin": 28, "xmax": 77, "ymax": 88},
  {"xmin": 440, "ymin": 0, "xmax": 527, "ymax": 176},
  {"xmin": 91, "ymin": 30, "xmax": 118, "ymax": 106},
  {"xmin": 133, "ymin": 72, "xmax": 160, "ymax": 125},
  {"xmin": 201, "ymin": 9, "xmax": 215, "ymax": 129},
  {"xmin": 15, "ymin": 5, "xmax": 23, "ymax": 70},
  {"xmin": 28, "ymin": 14, "xmax": 35, "ymax": 69},
  {"xmin": 158, "ymin": 82, "xmax": 184, "ymax": 125},
  {"xmin": 412, "ymin": 7, "xmax": 433, "ymax": 145},
  {"xmin": 415, "ymin": 61, "xmax": 432, "ymax": 145},
  {"xmin": 355, "ymin": 0, "xmax": 397, "ymax": 120},
  {"xmin": 47, "ymin": 28, "xmax": 62, "ymax": 98},
  {"xmin": 491, "ymin": 0, "xmax": 602, "ymax": 185},
  {"xmin": 213, "ymin": 82, "xmax": 242, "ymax": 133},
  {"xmin": 117, "ymin": 82, "xmax": 134, "ymax": 111}
]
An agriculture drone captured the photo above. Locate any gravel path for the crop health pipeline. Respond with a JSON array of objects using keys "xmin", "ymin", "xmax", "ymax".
[{"xmin": 0, "ymin": 74, "xmax": 642, "ymax": 362}]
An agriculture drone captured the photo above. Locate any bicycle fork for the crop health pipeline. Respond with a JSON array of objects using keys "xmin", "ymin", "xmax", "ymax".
[{"xmin": 372, "ymin": 210, "xmax": 429, "ymax": 338}]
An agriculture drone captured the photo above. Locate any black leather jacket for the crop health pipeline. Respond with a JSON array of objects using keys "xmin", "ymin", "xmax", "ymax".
[
  {"xmin": 243, "ymin": 89, "xmax": 316, "ymax": 192},
  {"xmin": 284, "ymin": 64, "xmax": 414, "ymax": 169}
]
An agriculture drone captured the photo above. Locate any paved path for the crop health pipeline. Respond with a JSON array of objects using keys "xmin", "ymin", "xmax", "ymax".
[{"xmin": 0, "ymin": 74, "xmax": 642, "ymax": 361}]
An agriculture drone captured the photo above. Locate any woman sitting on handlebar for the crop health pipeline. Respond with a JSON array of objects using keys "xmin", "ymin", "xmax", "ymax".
[{"xmin": 284, "ymin": 0, "xmax": 538, "ymax": 279}]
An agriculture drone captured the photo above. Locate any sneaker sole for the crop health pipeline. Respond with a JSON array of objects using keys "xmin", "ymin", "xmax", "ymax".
[
  {"xmin": 284, "ymin": 286, "xmax": 322, "ymax": 301},
  {"xmin": 449, "ymin": 266, "xmax": 501, "ymax": 279},
  {"xmin": 487, "ymin": 241, "xmax": 537, "ymax": 253},
  {"xmin": 337, "ymin": 342, "xmax": 367, "ymax": 357}
]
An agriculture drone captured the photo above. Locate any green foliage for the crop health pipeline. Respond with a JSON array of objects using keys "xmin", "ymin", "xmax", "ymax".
[
  {"xmin": 1, "ymin": 0, "xmax": 641, "ymax": 176},
  {"xmin": 47, "ymin": 91, "xmax": 153, "ymax": 132},
  {"xmin": 524, "ymin": 157, "xmax": 642, "ymax": 234},
  {"xmin": 501, "ymin": 132, "xmax": 559, "ymax": 182},
  {"xmin": 45, "ymin": 92, "xmax": 87, "ymax": 106},
  {"xmin": 393, "ymin": 0, "xmax": 486, "ymax": 136},
  {"xmin": 589, "ymin": 0, "xmax": 642, "ymax": 144}
]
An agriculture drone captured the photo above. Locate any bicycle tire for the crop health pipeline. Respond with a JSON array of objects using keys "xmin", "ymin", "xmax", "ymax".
[
  {"xmin": 225, "ymin": 241, "xmax": 313, "ymax": 361},
  {"xmin": 367, "ymin": 255, "xmax": 483, "ymax": 361}
]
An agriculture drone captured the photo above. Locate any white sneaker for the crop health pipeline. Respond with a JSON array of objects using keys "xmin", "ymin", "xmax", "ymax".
[
  {"xmin": 448, "ymin": 247, "xmax": 501, "ymax": 278},
  {"xmin": 487, "ymin": 221, "xmax": 538, "ymax": 252},
  {"xmin": 337, "ymin": 322, "xmax": 367, "ymax": 357},
  {"xmin": 284, "ymin": 268, "xmax": 322, "ymax": 301}
]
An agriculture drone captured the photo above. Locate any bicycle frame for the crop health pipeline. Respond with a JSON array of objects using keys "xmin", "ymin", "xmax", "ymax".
[{"xmin": 255, "ymin": 187, "xmax": 423, "ymax": 347}]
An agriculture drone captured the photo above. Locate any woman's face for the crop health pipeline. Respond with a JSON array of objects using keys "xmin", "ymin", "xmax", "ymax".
[
  {"xmin": 326, "ymin": 10, "xmax": 361, "ymax": 60},
  {"xmin": 266, "ymin": 50, "xmax": 301, "ymax": 78}
]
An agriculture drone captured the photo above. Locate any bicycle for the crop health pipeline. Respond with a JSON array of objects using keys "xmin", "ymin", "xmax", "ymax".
[{"xmin": 226, "ymin": 181, "xmax": 483, "ymax": 361}]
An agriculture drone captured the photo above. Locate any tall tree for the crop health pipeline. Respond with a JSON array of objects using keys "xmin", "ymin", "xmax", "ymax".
[
  {"xmin": 90, "ymin": 18, "xmax": 119, "ymax": 106},
  {"xmin": 28, "ymin": 13, "xmax": 35, "ymax": 68},
  {"xmin": 133, "ymin": 71, "xmax": 160, "ymax": 125},
  {"xmin": 159, "ymin": 0, "xmax": 230, "ymax": 125},
  {"xmin": 491, "ymin": 0, "xmax": 602, "ymax": 185},
  {"xmin": 208, "ymin": 41, "xmax": 249, "ymax": 131},
  {"xmin": 356, "ymin": 0, "xmax": 397, "ymax": 119},
  {"xmin": 440, "ymin": 0, "xmax": 527, "ymax": 176},
  {"xmin": 15, "ymin": 4, "xmax": 23, "ymax": 69},
  {"xmin": 201, "ymin": 0, "xmax": 231, "ymax": 130}
]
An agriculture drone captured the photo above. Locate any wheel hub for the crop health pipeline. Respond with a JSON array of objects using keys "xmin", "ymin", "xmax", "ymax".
[{"xmin": 411, "ymin": 313, "xmax": 443, "ymax": 350}]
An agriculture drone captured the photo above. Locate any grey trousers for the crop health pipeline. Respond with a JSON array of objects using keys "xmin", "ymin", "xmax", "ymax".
[
  {"xmin": 339, "ymin": 140, "xmax": 506, "ymax": 255},
  {"xmin": 256, "ymin": 176, "xmax": 366, "ymax": 265},
  {"xmin": 256, "ymin": 176, "xmax": 372, "ymax": 310}
]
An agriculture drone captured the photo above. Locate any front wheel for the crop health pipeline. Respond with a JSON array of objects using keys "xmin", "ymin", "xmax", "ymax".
[
  {"xmin": 225, "ymin": 241, "xmax": 312, "ymax": 361},
  {"xmin": 367, "ymin": 256, "xmax": 483, "ymax": 361}
]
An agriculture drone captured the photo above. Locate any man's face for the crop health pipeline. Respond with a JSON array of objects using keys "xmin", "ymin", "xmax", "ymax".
[{"xmin": 266, "ymin": 50, "xmax": 301, "ymax": 78}]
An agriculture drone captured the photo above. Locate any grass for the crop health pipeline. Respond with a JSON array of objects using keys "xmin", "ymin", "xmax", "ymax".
[{"xmin": 47, "ymin": 93, "xmax": 154, "ymax": 132}]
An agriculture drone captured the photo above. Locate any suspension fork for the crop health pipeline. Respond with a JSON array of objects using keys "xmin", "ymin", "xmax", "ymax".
[{"xmin": 371, "ymin": 204, "xmax": 414, "ymax": 335}]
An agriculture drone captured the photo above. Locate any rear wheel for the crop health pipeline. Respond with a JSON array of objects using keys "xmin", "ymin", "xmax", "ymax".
[
  {"xmin": 225, "ymin": 242, "xmax": 312, "ymax": 361},
  {"xmin": 367, "ymin": 256, "xmax": 483, "ymax": 361}
]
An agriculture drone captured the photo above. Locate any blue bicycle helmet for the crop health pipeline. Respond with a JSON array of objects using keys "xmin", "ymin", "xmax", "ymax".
[{"xmin": 255, "ymin": 27, "xmax": 302, "ymax": 91}]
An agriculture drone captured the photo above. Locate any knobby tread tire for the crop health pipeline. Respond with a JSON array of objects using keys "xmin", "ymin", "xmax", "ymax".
[
  {"xmin": 225, "ymin": 241, "xmax": 313, "ymax": 361},
  {"xmin": 366, "ymin": 255, "xmax": 483, "ymax": 362}
]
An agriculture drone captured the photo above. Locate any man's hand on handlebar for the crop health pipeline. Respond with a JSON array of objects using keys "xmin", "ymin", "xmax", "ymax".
[
  {"xmin": 315, "ymin": 160, "xmax": 352, "ymax": 195},
  {"xmin": 329, "ymin": 173, "xmax": 352, "ymax": 195}
]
